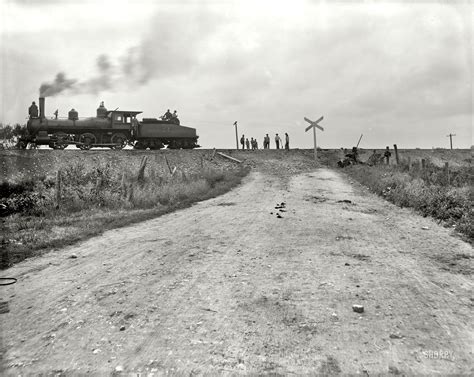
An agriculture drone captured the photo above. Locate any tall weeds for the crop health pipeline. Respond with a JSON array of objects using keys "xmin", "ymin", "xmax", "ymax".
[
  {"xmin": 344, "ymin": 162, "xmax": 473, "ymax": 242},
  {"xmin": 1, "ymin": 161, "xmax": 249, "ymax": 267}
]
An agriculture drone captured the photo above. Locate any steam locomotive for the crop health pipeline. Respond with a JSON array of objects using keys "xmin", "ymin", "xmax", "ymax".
[{"xmin": 19, "ymin": 97, "xmax": 199, "ymax": 150}]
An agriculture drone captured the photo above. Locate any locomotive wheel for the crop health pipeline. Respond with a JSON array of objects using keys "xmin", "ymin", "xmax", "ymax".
[
  {"xmin": 52, "ymin": 133, "xmax": 68, "ymax": 150},
  {"xmin": 80, "ymin": 133, "xmax": 96, "ymax": 150},
  {"xmin": 133, "ymin": 141, "xmax": 146, "ymax": 150},
  {"xmin": 149, "ymin": 140, "xmax": 164, "ymax": 150},
  {"xmin": 111, "ymin": 133, "xmax": 127, "ymax": 150},
  {"xmin": 167, "ymin": 140, "xmax": 179, "ymax": 149}
]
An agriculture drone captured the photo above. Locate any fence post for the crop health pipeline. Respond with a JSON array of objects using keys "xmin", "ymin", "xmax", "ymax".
[
  {"xmin": 137, "ymin": 156, "xmax": 147, "ymax": 182},
  {"xmin": 120, "ymin": 173, "xmax": 127, "ymax": 198},
  {"xmin": 164, "ymin": 155, "xmax": 173, "ymax": 174},
  {"xmin": 445, "ymin": 162, "xmax": 450, "ymax": 185},
  {"xmin": 95, "ymin": 176, "xmax": 102, "ymax": 191},
  {"xmin": 393, "ymin": 144, "xmax": 399, "ymax": 165},
  {"xmin": 55, "ymin": 170, "xmax": 61, "ymax": 208}
]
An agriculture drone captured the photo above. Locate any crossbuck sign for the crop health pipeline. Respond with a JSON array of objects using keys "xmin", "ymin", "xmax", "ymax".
[{"xmin": 304, "ymin": 116, "xmax": 324, "ymax": 160}]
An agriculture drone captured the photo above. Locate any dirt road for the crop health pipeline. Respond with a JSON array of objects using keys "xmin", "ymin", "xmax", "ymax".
[{"xmin": 1, "ymin": 166, "xmax": 472, "ymax": 375}]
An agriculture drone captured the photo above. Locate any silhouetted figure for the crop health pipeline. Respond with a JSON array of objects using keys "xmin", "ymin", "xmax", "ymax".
[
  {"xmin": 163, "ymin": 109, "xmax": 172, "ymax": 120},
  {"xmin": 285, "ymin": 133, "xmax": 289, "ymax": 150},
  {"xmin": 170, "ymin": 110, "xmax": 180, "ymax": 125},
  {"xmin": 384, "ymin": 146, "xmax": 392, "ymax": 164},
  {"xmin": 246, "ymin": 138, "xmax": 250, "ymax": 150},
  {"xmin": 275, "ymin": 134, "xmax": 281, "ymax": 149},
  {"xmin": 264, "ymin": 134, "xmax": 270, "ymax": 149},
  {"xmin": 29, "ymin": 101, "xmax": 38, "ymax": 118},
  {"xmin": 240, "ymin": 134, "xmax": 245, "ymax": 150},
  {"xmin": 54, "ymin": 109, "xmax": 58, "ymax": 119}
]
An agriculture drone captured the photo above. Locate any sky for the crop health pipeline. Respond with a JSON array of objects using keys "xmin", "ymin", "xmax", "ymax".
[{"xmin": 0, "ymin": 0, "xmax": 472, "ymax": 149}]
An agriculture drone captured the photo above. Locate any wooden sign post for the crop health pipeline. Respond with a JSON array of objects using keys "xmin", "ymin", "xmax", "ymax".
[
  {"xmin": 446, "ymin": 133, "xmax": 456, "ymax": 150},
  {"xmin": 304, "ymin": 116, "xmax": 324, "ymax": 160}
]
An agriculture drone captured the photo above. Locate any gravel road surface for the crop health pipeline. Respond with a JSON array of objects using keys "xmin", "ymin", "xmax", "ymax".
[{"xmin": 1, "ymin": 164, "xmax": 472, "ymax": 375}]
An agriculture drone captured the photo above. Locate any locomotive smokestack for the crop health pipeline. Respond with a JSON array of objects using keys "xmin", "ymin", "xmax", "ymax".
[{"xmin": 39, "ymin": 97, "xmax": 45, "ymax": 119}]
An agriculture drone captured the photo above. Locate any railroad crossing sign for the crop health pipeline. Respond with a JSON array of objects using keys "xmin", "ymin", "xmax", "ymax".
[
  {"xmin": 304, "ymin": 116, "xmax": 324, "ymax": 132},
  {"xmin": 304, "ymin": 116, "xmax": 324, "ymax": 160}
]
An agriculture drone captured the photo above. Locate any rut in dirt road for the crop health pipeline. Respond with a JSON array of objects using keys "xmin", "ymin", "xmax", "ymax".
[{"xmin": 1, "ymin": 168, "xmax": 472, "ymax": 375}]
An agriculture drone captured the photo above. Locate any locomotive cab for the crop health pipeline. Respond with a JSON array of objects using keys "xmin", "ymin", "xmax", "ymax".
[{"xmin": 110, "ymin": 111, "xmax": 142, "ymax": 128}]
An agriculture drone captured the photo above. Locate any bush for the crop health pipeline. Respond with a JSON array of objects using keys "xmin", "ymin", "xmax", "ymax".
[
  {"xmin": 345, "ymin": 163, "xmax": 473, "ymax": 243},
  {"xmin": 0, "ymin": 180, "xmax": 36, "ymax": 198}
]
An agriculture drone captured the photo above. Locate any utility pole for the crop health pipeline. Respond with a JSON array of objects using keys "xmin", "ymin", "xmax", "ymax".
[
  {"xmin": 446, "ymin": 133, "xmax": 456, "ymax": 150},
  {"xmin": 233, "ymin": 121, "xmax": 238, "ymax": 150}
]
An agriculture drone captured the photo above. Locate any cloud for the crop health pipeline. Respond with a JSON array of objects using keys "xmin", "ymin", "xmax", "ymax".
[{"xmin": 2, "ymin": 1, "xmax": 472, "ymax": 148}]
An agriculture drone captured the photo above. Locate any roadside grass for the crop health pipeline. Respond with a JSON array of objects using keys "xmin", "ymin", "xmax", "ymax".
[
  {"xmin": 342, "ymin": 160, "xmax": 473, "ymax": 243},
  {"xmin": 1, "ymin": 161, "xmax": 250, "ymax": 268}
]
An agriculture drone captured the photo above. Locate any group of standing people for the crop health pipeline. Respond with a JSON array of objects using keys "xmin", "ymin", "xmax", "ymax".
[{"xmin": 240, "ymin": 133, "xmax": 289, "ymax": 150}]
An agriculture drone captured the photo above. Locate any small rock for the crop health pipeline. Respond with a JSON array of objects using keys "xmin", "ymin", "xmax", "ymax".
[
  {"xmin": 120, "ymin": 325, "xmax": 126, "ymax": 331},
  {"xmin": 388, "ymin": 365, "xmax": 401, "ymax": 375},
  {"xmin": 352, "ymin": 305, "xmax": 364, "ymax": 313},
  {"xmin": 421, "ymin": 226, "xmax": 429, "ymax": 230},
  {"xmin": 344, "ymin": 262, "xmax": 350, "ymax": 266},
  {"xmin": 92, "ymin": 348, "xmax": 101, "ymax": 354},
  {"xmin": 389, "ymin": 333, "xmax": 403, "ymax": 339},
  {"xmin": 115, "ymin": 365, "xmax": 124, "ymax": 372},
  {"xmin": 69, "ymin": 254, "xmax": 78, "ymax": 259}
]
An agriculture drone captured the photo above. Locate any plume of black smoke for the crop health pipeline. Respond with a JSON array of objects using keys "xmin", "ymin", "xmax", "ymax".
[
  {"xmin": 39, "ymin": 55, "xmax": 114, "ymax": 97},
  {"xmin": 120, "ymin": 46, "xmax": 156, "ymax": 85},
  {"xmin": 39, "ymin": 72, "xmax": 77, "ymax": 97},
  {"xmin": 38, "ymin": 8, "xmax": 222, "ymax": 97},
  {"xmin": 78, "ymin": 54, "xmax": 113, "ymax": 94}
]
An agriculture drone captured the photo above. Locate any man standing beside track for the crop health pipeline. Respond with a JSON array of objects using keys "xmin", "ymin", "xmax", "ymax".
[
  {"xmin": 264, "ymin": 134, "xmax": 270, "ymax": 149},
  {"xmin": 275, "ymin": 134, "xmax": 282, "ymax": 149}
]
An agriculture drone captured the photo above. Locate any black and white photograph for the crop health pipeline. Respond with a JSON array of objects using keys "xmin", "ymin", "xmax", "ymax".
[{"xmin": 0, "ymin": 0, "xmax": 472, "ymax": 374}]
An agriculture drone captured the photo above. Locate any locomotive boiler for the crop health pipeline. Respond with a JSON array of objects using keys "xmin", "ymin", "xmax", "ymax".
[{"xmin": 20, "ymin": 97, "xmax": 199, "ymax": 150}]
